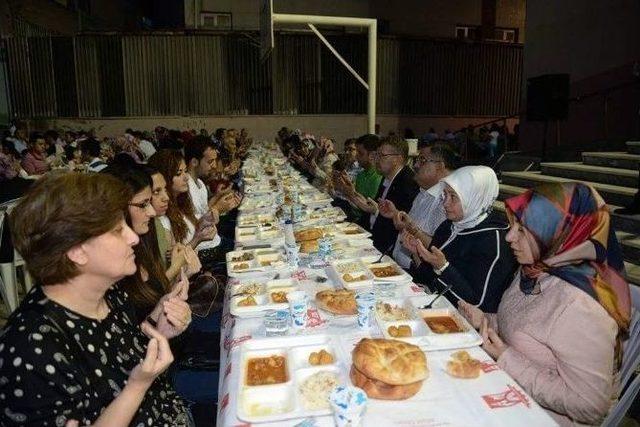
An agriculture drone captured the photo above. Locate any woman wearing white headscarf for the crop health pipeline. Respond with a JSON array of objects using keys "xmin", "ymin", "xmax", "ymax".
[{"xmin": 404, "ymin": 166, "xmax": 517, "ymax": 312}]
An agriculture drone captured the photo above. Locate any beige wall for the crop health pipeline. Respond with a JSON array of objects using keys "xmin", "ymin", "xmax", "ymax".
[{"xmin": 30, "ymin": 114, "xmax": 517, "ymax": 150}]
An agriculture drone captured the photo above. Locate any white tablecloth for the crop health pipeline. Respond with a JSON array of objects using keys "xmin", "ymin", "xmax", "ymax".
[
  {"xmin": 220, "ymin": 154, "xmax": 556, "ymax": 426},
  {"xmin": 216, "ymin": 265, "xmax": 558, "ymax": 427}
]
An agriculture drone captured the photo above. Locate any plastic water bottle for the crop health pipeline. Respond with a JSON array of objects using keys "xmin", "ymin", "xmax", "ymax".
[
  {"xmin": 284, "ymin": 220, "xmax": 299, "ymax": 268},
  {"xmin": 292, "ymin": 203, "xmax": 304, "ymax": 223}
]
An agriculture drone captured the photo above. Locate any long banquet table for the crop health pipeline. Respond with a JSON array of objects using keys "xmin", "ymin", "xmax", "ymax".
[{"xmin": 216, "ymin": 146, "xmax": 557, "ymax": 427}]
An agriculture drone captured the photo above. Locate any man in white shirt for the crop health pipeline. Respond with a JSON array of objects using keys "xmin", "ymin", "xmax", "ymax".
[
  {"xmin": 7, "ymin": 127, "xmax": 28, "ymax": 154},
  {"xmin": 81, "ymin": 138, "xmax": 108, "ymax": 172},
  {"xmin": 378, "ymin": 143, "xmax": 457, "ymax": 269},
  {"xmin": 185, "ymin": 136, "xmax": 241, "ymax": 219},
  {"xmin": 130, "ymin": 132, "xmax": 157, "ymax": 161}
]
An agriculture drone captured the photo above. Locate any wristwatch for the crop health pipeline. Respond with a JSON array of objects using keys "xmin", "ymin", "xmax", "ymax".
[{"xmin": 433, "ymin": 261, "xmax": 450, "ymax": 275}]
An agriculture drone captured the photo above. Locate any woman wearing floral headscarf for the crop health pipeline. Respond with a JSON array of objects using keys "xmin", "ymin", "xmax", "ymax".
[
  {"xmin": 459, "ymin": 182, "xmax": 631, "ymax": 426},
  {"xmin": 404, "ymin": 165, "xmax": 517, "ymax": 312}
]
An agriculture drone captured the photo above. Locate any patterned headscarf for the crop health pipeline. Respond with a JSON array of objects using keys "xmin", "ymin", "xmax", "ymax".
[{"xmin": 505, "ymin": 183, "xmax": 631, "ymax": 363}]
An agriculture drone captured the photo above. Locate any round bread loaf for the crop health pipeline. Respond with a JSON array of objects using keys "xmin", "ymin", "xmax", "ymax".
[
  {"xmin": 350, "ymin": 365, "xmax": 423, "ymax": 400},
  {"xmin": 352, "ymin": 338, "xmax": 427, "ymax": 386}
]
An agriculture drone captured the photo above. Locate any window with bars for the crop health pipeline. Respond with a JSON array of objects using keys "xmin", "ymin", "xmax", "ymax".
[
  {"xmin": 456, "ymin": 25, "xmax": 518, "ymax": 43},
  {"xmin": 200, "ymin": 12, "xmax": 232, "ymax": 30}
]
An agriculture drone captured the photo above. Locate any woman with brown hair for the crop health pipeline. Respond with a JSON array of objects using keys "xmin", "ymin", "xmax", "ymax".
[
  {"xmin": 149, "ymin": 150, "xmax": 224, "ymax": 275},
  {"xmin": 148, "ymin": 150, "xmax": 218, "ymax": 251},
  {"xmin": 0, "ymin": 172, "xmax": 191, "ymax": 426},
  {"xmin": 102, "ymin": 164, "xmax": 199, "ymax": 325}
]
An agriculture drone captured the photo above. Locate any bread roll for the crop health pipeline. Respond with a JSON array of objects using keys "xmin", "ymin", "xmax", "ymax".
[
  {"xmin": 315, "ymin": 289, "xmax": 357, "ymax": 315},
  {"xmin": 294, "ymin": 228, "xmax": 323, "ymax": 242},
  {"xmin": 445, "ymin": 350, "xmax": 481, "ymax": 379},
  {"xmin": 350, "ymin": 365, "xmax": 423, "ymax": 400},
  {"xmin": 352, "ymin": 339, "xmax": 427, "ymax": 386}
]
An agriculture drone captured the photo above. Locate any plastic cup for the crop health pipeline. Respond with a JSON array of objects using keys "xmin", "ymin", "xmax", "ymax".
[
  {"xmin": 317, "ymin": 237, "xmax": 333, "ymax": 260},
  {"xmin": 264, "ymin": 310, "xmax": 290, "ymax": 337},
  {"xmin": 287, "ymin": 290, "xmax": 308, "ymax": 329},
  {"xmin": 329, "ymin": 385, "xmax": 368, "ymax": 427},
  {"xmin": 355, "ymin": 291, "xmax": 375, "ymax": 329},
  {"xmin": 375, "ymin": 282, "xmax": 397, "ymax": 299}
]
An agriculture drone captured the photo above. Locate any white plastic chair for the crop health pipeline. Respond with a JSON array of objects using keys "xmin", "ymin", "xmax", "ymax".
[
  {"xmin": 602, "ymin": 284, "xmax": 640, "ymax": 426},
  {"xmin": 0, "ymin": 200, "xmax": 32, "ymax": 313}
]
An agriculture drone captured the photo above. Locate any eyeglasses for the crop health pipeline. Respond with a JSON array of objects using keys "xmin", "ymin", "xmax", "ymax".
[
  {"xmin": 129, "ymin": 200, "xmax": 153, "ymax": 210},
  {"xmin": 414, "ymin": 156, "xmax": 443, "ymax": 166},
  {"xmin": 375, "ymin": 152, "xmax": 401, "ymax": 159}
]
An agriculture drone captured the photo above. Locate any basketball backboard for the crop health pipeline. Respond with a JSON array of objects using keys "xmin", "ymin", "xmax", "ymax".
[{"xmin": 260, "ymin": 0, "xmax": 273, "ymax": 62}]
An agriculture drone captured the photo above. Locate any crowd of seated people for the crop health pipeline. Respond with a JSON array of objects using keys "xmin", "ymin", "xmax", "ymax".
[
  {"xmin": 0, "ymin": 125, "xmax": 251, "ymax": 426},
  {"xmin": 0, "ymin": 121, "xmax": 632, "ymax": 427},
  {"xmin": 277, "ymin": 126, "xmax": 631, "ymax": 426}
]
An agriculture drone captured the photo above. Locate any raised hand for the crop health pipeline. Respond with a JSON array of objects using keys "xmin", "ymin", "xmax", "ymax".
[
  {"xmin": 400, "ymin": 229, "xmax": 419, "ymax": 254},
  {"xmin": 182, "ymin": 245, "xmax": 202, "ymax": 277},
  {"xmin": 415, "ymin": 240, "xmax": 447, "ymax": 270},
  {"xmin": 169, "ymin": 244, "xmax": 187, "ymax": 272},
  {"xmin": 338, "ymin": 173, "xmax": 356, "ymax": 197},
  {"xmin": 458, "ymin": 300, "xmax": 486, "ymax": 330},
  {"xmin": 393, "ymin": 211, "xmax": 413, "ymax": 231},
  {"xmin": 130, "ymin": 322, "xmax": 175, "ymax": 386},
  {"xmin": 480, "ymin": 317, "xmax": 507, "ymax": 360},
  {"xmin": 155, "ymin": 269, "xmax": 191, "ymax": 339},
  {"xmin": 378, "ymin": 199, "xmax": 398, "ymax": 219},
  {"xmin": 194, "ymin": 220, "xmax": 217, "ymax": 244}
]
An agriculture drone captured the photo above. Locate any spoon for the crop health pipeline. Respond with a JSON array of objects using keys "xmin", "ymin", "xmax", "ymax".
[
  {"xmin": 420, "ymin": 282, "xmax": 454, "ymax": 309},
  {"xmin": 372, "ymin": 242, "xmax": 396, "ymax": 264}
]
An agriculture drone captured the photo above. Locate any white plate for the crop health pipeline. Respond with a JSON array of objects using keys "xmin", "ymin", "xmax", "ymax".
[
  {"xmin": 379, "ymin": 295, "xmax": 484, "ymax": 351},
  {"xmin": 237, "ymin": 335, "xmax": 347, "ymax": 424},
  {"xmin": 365, "ymin": 260, "xmax": 412, "ymax": 283},
  {"xmin": 329, "ymin": 258, "xmax": 376, "ymax": 290},
  {"xmin": 229, "ymin": 278, "xmax": 301, "ymax": 318}
]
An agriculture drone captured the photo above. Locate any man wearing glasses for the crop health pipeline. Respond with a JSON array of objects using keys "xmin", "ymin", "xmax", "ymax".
[
  {"xmin": 378, "ymin": 143, "xmax": 458, "ymax": 268},
  {"xmin": 347, "ymin": 136, "xmax": 419, "ymax": 252}
]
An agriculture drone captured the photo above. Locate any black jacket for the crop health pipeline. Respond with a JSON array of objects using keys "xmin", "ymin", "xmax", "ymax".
[
  {"xmin": 411, "ymin": 214, "xmax": 517, "ymax": 313},
  {"xmin": 368, "ymin": 165, "xmax": 419, "ymax": 252}
]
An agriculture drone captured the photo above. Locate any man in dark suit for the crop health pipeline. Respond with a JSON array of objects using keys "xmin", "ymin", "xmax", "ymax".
[{"xmin": 347, "ymin": 135, "xmax": 420, "ymax": 252}]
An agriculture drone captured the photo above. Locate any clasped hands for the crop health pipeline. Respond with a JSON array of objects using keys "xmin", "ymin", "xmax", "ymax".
[
  {"xmin": 458, "ymin": 301, "xmax": 507, "ymax": 360},
  {"xmin": 400, "ymin": 229, "xmax": 447, "ymax": 270}
]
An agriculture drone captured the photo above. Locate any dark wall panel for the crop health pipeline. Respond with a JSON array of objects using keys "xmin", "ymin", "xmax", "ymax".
[{"xmin": 5, "ymin": 34, "xmax": 522, "ymax": 118}]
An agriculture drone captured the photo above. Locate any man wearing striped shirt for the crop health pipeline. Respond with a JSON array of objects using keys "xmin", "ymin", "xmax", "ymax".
[{"xmin": 378, "ymin": 143, "xmax": 458, "ymax": 269}]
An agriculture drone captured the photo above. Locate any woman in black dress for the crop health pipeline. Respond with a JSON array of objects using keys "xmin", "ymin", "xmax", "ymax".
[
  {"xmin": 404, "ymin": 166, "xmax": 517, "ymax": 312},
  {"xmin": 0, "ymin": 173, "xmax": 191, "ymax": 426}
]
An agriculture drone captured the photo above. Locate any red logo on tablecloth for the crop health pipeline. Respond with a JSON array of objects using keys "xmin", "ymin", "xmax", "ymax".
[
  {"xmin": 219, "ymin": 393, "xmax": 230, "ymax": 412},
  {"xmin": 480, "ymin": 360, "xmax": 500, "ymax": 373},
  {"xmin": 482, "ymin": 384, "xmax": 531, "ymax": 409},
  {"xmin": 306, "ymin": 308, "xmax": 327, "ymax": 328},
  {"xmin": 291, "ymin": 270, "xmax": 308, "ymax": 281},
  {"xmin": 411, "ymin": 284, "xmax": 423, "ymax": 294},
  {"xmin": 224, "ymin": 335, "xmax": 252, "ymax": 351},
  {"xmin": 224, "ymin": 362, "xmax": 232, "ymax": 379}
]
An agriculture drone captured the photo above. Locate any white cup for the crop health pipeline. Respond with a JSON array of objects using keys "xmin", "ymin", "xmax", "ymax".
[{"xmin": 287, "ymin": 290, "xmax": 308, "ymax": 329}]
